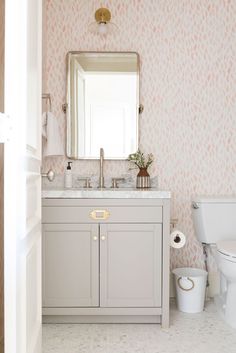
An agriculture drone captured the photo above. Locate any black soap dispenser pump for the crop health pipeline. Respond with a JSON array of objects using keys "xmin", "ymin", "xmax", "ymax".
[{"xmin": 65, "ymin": 161, "xmax": 72, "ymax": 188}]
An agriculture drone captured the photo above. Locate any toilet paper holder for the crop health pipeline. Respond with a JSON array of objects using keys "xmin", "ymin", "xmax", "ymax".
[{"xmin": 170, "ymin": 218, "xmax": 186, "ymax": 249}]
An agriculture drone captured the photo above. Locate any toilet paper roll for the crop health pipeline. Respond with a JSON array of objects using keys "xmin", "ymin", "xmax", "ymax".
[{"xmin": 170, "ymin": 230, "xmax": 186, "ymax": 249}]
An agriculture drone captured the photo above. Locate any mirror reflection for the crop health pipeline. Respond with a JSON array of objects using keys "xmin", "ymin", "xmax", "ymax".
[{"xmin": 66, "ymin": 52, "xmax": 139, "ymax": 159}]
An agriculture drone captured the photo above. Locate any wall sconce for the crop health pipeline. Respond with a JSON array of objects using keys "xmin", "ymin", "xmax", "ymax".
[{"xmin": 88, "ymin": 8, "xmax": 118, "ymax": 36}]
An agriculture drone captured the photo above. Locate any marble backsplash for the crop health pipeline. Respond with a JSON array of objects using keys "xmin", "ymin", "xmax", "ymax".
[{"xmin": 42, "ymin": 171, "xmax": 159, "ymax": 190}]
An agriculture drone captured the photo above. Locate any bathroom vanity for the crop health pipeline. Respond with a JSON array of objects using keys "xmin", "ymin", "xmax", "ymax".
[{"xmin": 42, "ymin": 189, "xmax": 171, "ymax": 327}]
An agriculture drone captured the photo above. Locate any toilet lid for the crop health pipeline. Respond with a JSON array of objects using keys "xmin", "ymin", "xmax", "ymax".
[{"xmin": 216, "ymin": 240, "xmax": 236, "ymax": 258}]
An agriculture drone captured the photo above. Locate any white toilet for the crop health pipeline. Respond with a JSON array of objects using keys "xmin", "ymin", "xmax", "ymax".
[{"xmin": 192, "ymin": 196, "xmax": 236, "ymax": 328}]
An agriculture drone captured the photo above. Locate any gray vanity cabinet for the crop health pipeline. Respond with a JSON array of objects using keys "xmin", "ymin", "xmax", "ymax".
[
  {"xmin": 100, "ymin": 224, "xmax": 162, "ymax": 308},
  {"xmin": 42, "ymin": 224, "xmax": 99, "ymax": 307},
  {"xmin": 42, "ymin": 197, "xmax": 170, "ymax": 327}
]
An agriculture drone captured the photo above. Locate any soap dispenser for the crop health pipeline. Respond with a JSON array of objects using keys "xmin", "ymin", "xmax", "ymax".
[{"xmin": 65, "ymin": 162, "xmax": 73, "ymax": 188}]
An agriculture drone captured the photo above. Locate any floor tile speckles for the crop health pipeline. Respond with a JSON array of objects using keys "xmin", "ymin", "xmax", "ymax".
[{"xmin": 42, "ymin": 301, "xmax": 236, "ymax": 353}]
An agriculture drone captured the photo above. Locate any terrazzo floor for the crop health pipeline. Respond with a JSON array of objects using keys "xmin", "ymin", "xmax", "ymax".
[{"xmin": 43, "ymin": 301, "xmax": 236, "ymax": 353}]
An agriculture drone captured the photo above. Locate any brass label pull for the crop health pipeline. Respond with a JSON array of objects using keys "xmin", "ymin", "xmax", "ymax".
[{"xmin": 90, "ymin": 209, "xmax": 110, "ymax": 220}]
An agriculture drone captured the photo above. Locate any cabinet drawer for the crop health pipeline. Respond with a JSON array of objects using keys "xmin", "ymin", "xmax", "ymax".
[{"xmin": 42, "ymin": 206, "xmax": 162, "ymax": 224}]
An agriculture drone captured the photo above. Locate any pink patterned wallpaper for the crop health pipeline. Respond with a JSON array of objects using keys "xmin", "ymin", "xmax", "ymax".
[{"xmin": 43, "ymin": 0, "xmax": 236, "ymax": 270}]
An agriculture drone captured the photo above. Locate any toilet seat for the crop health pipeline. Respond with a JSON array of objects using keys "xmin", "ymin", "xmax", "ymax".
[{"xmin": 217, "ymin": 240, "xmax": 236, "ymax": 262}]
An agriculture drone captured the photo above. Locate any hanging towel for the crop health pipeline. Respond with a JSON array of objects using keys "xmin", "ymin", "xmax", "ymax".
[
  {"xmin": 0, "ymin": 112, "xmax": 11, "ymax": 142},
  {"xmin": 42, "ymin": 112, "xmax": 47, "ymax": 139},
  {"xmin": 42, "ymin": 112, "xmax": 64, "ymax": 157}
]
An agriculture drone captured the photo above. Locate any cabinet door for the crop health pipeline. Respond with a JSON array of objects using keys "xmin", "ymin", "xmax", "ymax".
[
  {"xmin": 43, "ymin": 224, "xmax": 99, "ymax": 307},
  {"xmin": 100, "ymin": 224, "xmax": 162, "ymax": 307}
]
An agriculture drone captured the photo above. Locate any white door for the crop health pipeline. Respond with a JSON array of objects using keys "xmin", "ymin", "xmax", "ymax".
[
  {"xmin": 4, "ymin": 1, "xmax": 42, "ymax": 353},
  {"xmin": 100, "ymin": 224, "xmax": 162, "ymax": 308}
]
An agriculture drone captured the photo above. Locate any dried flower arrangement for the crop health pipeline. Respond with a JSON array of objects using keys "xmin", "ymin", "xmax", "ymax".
[{"xmin": 128, "ymin": 149, "xmax": 154, "ymax": 170}]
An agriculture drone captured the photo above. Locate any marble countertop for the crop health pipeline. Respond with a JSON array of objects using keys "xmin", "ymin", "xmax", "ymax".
[{"xmin": 42, "ymin": 188, "xmax": 171, "ymax": 199}]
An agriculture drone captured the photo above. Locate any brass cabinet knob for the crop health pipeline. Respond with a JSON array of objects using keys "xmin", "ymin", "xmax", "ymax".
[
  {"xmin": 93, "ymin": 236, "xmax": 98, "ymax": 241},
  {"xmin": 101, "ymin": 235, "xmax": 106, "ymax": 241}
]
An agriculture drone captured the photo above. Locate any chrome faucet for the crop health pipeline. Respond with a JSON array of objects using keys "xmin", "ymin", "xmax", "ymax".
[{"xmin": 99, "ymin": 147, "xmax": 105, "ymax": 188}]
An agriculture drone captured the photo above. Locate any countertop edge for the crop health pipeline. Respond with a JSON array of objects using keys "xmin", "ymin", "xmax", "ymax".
[{"xmin": 42, "ymin": 189, "xmax": 171, "ymax": 199}]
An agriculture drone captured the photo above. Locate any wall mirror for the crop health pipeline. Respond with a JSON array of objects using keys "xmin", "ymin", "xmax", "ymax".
[{"xmin": 66, "ymin": 52, "xmax": 139, "ymax": 159}]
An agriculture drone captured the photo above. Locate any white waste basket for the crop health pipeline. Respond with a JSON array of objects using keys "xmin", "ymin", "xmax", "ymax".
[{"xmin": 172, "ymin": 267, "xmax": 208, "ymax": 313}]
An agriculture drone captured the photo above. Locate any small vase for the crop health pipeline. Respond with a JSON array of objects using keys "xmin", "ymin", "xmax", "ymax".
[{"xmin": 136, "ymin": 168, "xmax": 151, "ymax": 189}]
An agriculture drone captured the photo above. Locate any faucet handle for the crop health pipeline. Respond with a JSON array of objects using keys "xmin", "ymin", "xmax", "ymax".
[
  {"xmin": 77, "ymin": 177, "xmax": 92, "ymax": 188},
  {"xmin": 111, "ymin": 178, "xmax": 125, "ymax": 188}
]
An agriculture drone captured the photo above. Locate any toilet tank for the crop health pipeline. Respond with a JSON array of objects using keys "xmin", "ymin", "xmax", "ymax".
[{"xmin": 192, "ymin": 196, "xmax": 236, "ymax": 244}]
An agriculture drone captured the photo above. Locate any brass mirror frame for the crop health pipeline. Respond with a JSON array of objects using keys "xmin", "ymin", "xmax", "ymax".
[{"xmin": 65, "ymin": 51, "xmax": 140, "ymax": 160}]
